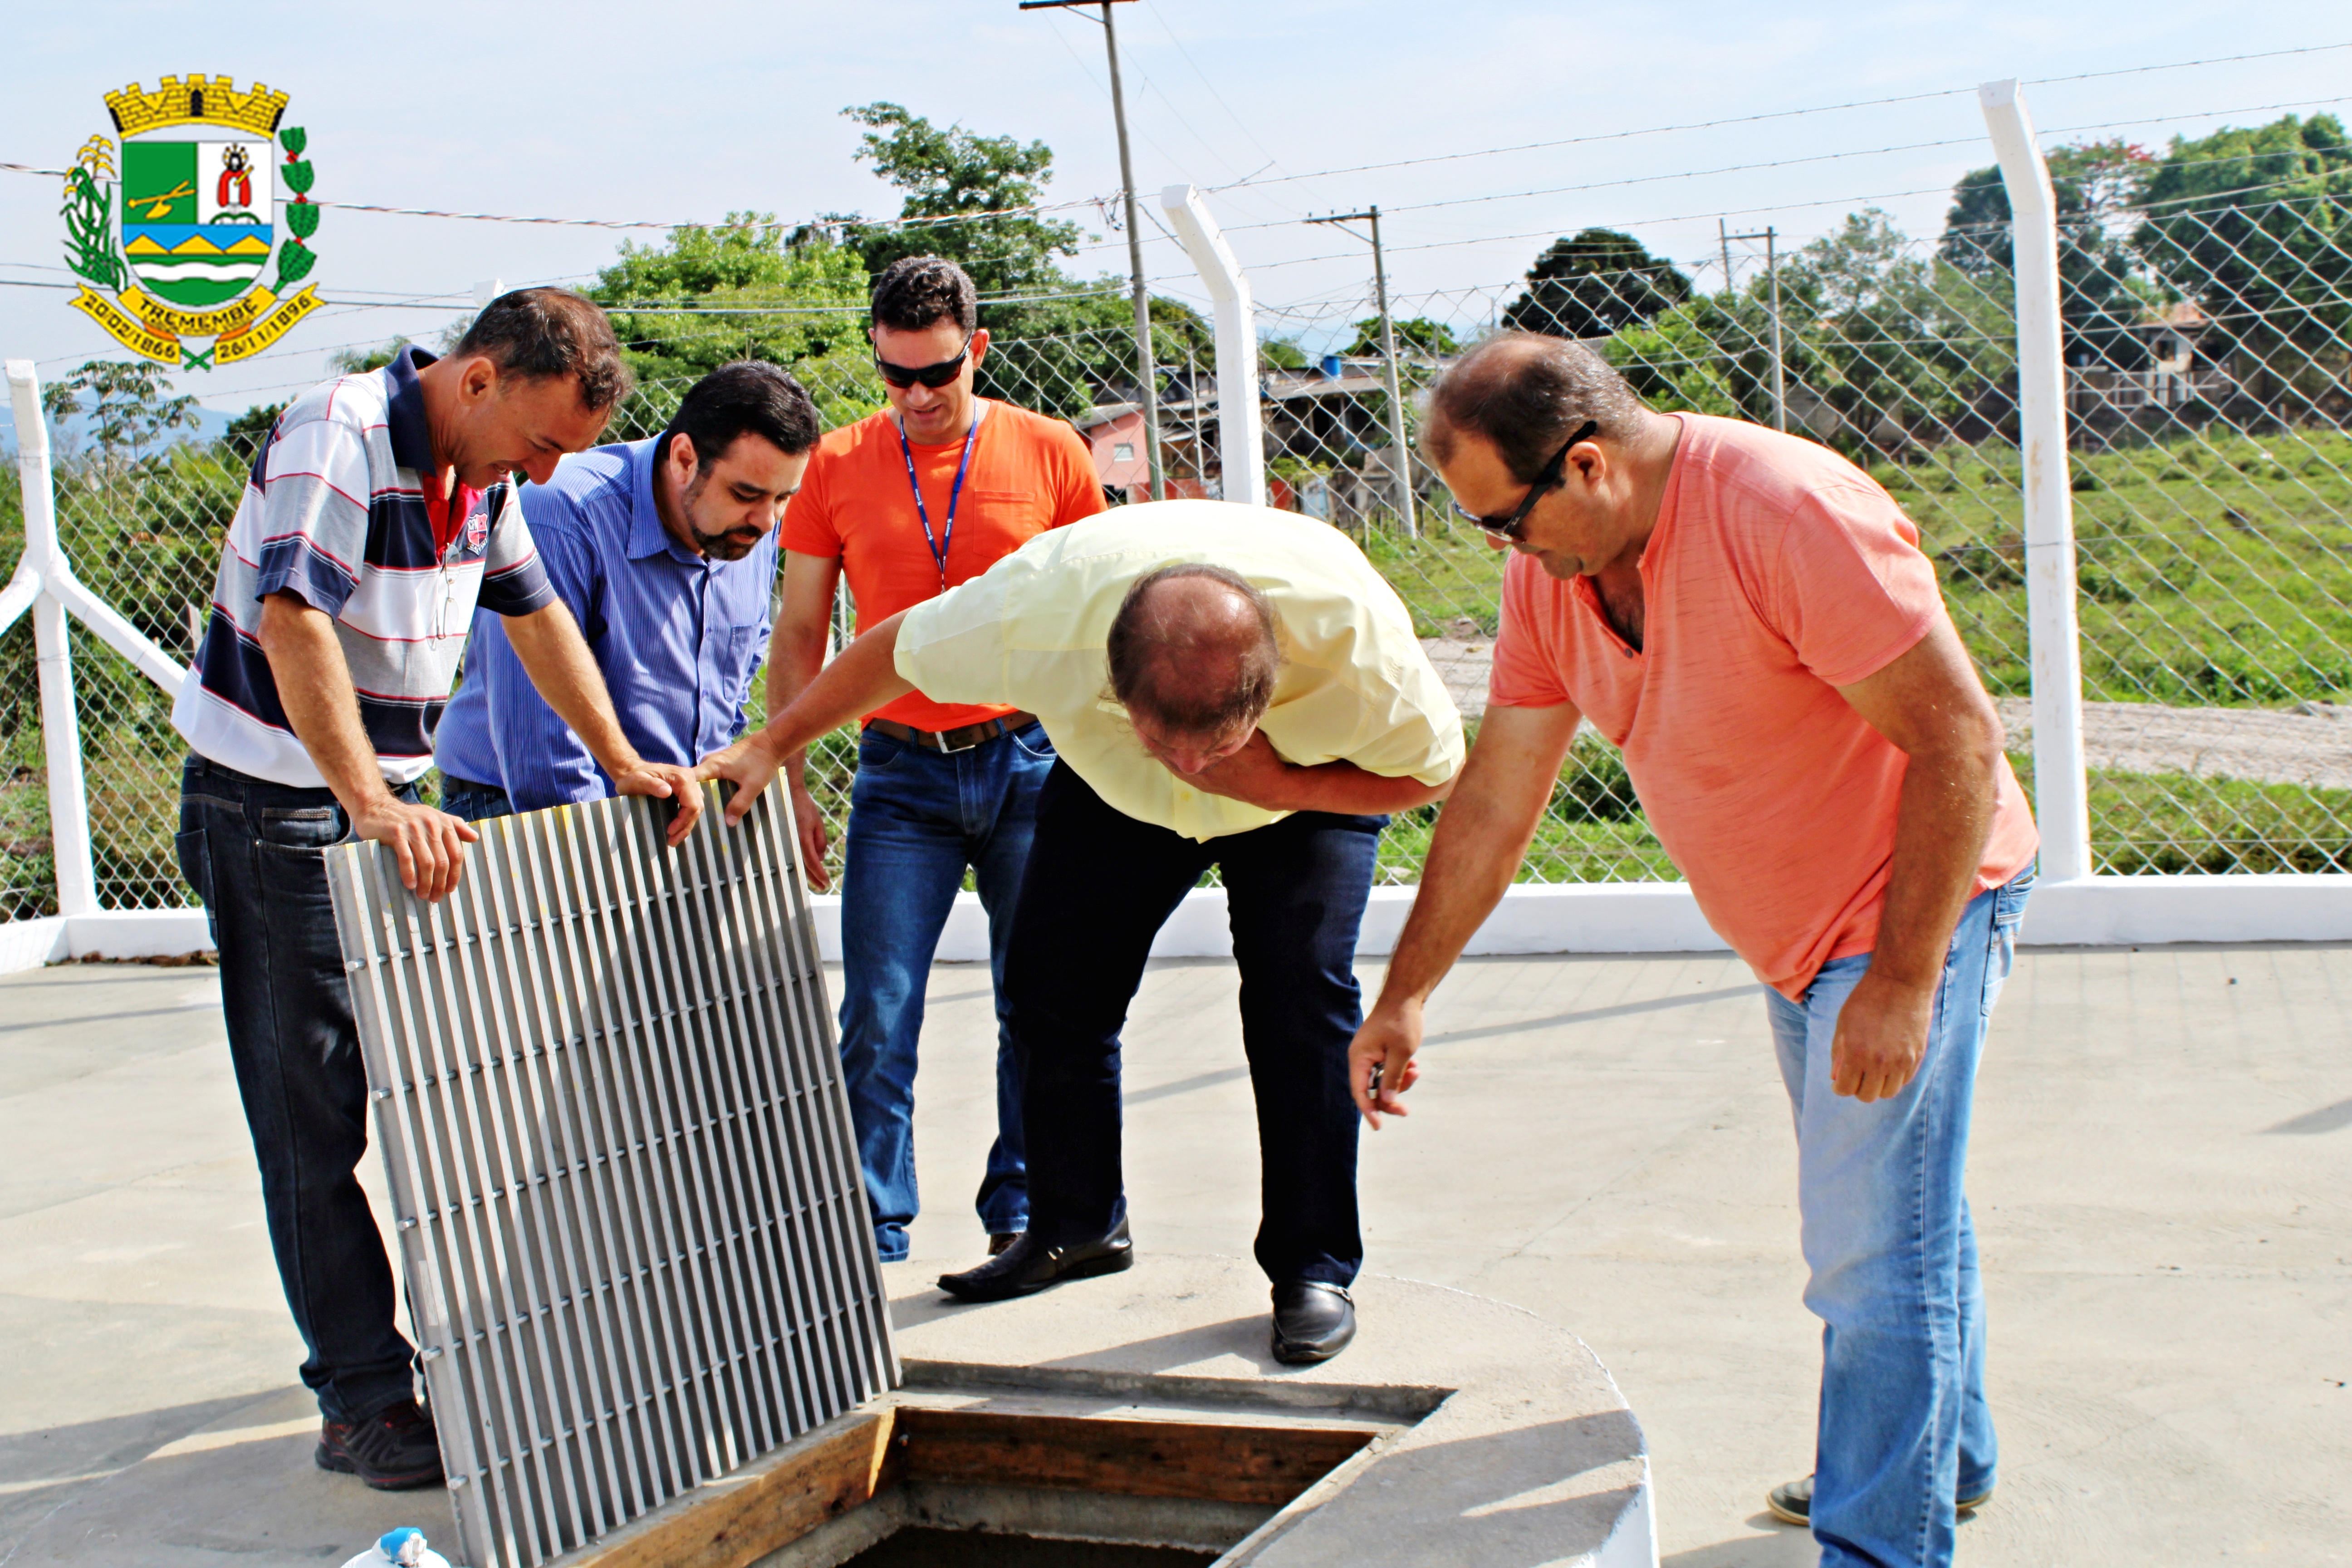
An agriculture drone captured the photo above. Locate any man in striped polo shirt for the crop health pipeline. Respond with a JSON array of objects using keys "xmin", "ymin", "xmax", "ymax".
[{"xmin": 172, "ymin": 289, "xmax": 702, "ymax": 1491}]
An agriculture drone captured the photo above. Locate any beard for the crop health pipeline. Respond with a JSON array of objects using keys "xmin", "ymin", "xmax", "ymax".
[{"xmin": 681, "ymin": 472, "xmax": 766, "ymax": 561}]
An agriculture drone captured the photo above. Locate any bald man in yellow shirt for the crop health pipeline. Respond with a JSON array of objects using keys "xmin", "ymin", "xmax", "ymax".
[{"xmin": 700, "ymin": 500, "xmax": 1463, "ymax": 1362}]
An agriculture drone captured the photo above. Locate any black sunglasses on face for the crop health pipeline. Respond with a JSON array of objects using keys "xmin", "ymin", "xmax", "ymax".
[
  {"xmin": 1453, "ymin": 420, "xmax": 1600, "ymax": 539},
  {"xmin": 874, "ymin": 338, "xmax": 973, "ymax": 390}
]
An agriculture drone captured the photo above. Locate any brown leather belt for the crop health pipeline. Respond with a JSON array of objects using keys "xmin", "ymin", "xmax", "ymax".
[{"xmin": 864, "ymin": 711, "xmax": 1038, "ymax": 754}]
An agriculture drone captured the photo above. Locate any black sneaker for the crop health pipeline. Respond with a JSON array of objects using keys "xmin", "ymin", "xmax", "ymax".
[
  {"xmin": 1765, "ymin": 1474, "xmax": 1993, "ymax": 1526},
  {"xmin": 317, "ymin": 1400, "xmax": 446, "ymax": 1490}
]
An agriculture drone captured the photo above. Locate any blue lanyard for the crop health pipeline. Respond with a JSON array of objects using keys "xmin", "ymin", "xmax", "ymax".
[{"xmin": 895, "ymin": 412, "xmax": 980, "ymax": 592}]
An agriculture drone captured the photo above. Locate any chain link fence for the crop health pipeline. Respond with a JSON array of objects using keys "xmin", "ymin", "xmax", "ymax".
[{"xmin": 9, "ymin": 163, "xmax": 2352, "ymax": 918}]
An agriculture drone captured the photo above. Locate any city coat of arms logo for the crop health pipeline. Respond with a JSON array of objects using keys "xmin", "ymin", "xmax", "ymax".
[{"xmin": 61, "ymin": 74, "xmax": 323, "ymax": 368}]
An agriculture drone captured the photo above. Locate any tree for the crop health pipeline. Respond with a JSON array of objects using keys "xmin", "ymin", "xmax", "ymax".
[
  {"xmin": 589, "ymin": 214, "xmax": 881, "ymax": 429},
  {"xmin": 584, "ymin": 107, "xmax": 1208, "ymax": 426},
  {"xmin": 1780, "ymin": 210, "xmax": 2014, "ymax": 441},
  {"xmin": 1261, "ymin": 335, "xmax": 1310, "ymax": 371},
  {"xmin": 39, "ymin": 360, "xmax": 200, "ymax": 466},
  {"xmin": 1502, "ymin": 229, "xmax": 1691, "ymax": 340},
  {"xmin": 836, "ymin": 102, "xmax": 1084, "ymax": 299},
  {"xmin": 1341, "ymin": 317, "xmax": 1459, "ymax": 357},
  {"xmin": 2132, "ymin": 113, "xmax": 2352, "ymax": 400},
  {"xmin": 1940, "ymin": 139, "xmax": 2155, "ymax": 368},
  {"xmin": 328, "ymin": 337, "xmax": 415, "ymax": 375},
  {"xmin": 1609, "ymin": 209, "xmax": 2016, "ymax": 449},
  {"xmin": 220, "ymin": 401, "xmax": 286, "ymax": 464}
]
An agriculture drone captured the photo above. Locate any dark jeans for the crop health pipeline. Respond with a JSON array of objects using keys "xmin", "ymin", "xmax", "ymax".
[
  {"xmin": 176, "ymin": 755, "xmax": 419, "ymax": 1424},
  {"xmin": 1006, "ymin": 762, "xmax": 1383, "ymax": 1287},
  {"xmin": 437, "ymin": 774, "xmax": 513, "ymax": 824}
]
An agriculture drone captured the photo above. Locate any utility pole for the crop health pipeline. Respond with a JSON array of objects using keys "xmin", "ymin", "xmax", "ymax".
[
  {"xmin": 1021, "ymin": 0, "xmax": 1162, "ymax": 500},
  {"xmin": 1307, "ymin": 207, "xmax": 1416, "ymax": 538},
  {"xmin": 1724, "ymin": 225, "xmax": 1787, "ymax": 432}
]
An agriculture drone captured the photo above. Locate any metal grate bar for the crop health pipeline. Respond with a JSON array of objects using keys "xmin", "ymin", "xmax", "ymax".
[{"xmin": 327, "ymin": 781, "xmax": 897, "ymax": 1568}]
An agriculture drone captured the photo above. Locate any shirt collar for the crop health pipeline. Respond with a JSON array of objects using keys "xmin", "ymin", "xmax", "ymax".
[
  {"xmin": 626, "ymin": 436, "xmax": 700, "ymax": 564},
  {"xmin": 382, "ymin": 346, "xmax": 438, "ymax": 476}
]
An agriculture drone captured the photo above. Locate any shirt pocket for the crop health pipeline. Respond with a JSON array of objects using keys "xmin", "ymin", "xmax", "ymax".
[
  {"xmin": 956, "ymin": 490, "xmax": 1048, "ymax": 552},
  {"xmin": 715, "ymin": 622, "xmax": 766, "ymax": 712}
]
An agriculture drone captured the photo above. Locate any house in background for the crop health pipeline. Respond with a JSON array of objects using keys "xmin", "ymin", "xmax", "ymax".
[{"xmin": 1073, "ymin": 402, "xmax": 1149, "ymax": 498}]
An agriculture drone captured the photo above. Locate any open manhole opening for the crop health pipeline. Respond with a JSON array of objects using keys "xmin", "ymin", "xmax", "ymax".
[
  {"xmin": 588, "ymin": 1383, "xmax": 1435, "ymax": 1568},
  {"xmin": 842, "ymin": 1528, "xmax": 1218, "ymax": 1566}
]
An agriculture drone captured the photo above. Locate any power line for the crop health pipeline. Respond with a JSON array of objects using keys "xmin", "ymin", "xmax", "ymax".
[
  {"xmin": 1199, "ymin": 40, "xmax": 2352, "ymax": 196},
  {"xmin": 0, "ymin": 159, "xmax": 1107, "ymax": 237},
  {"xmin": 1213, "ymin": 91, "xmax": 2352, "ymax": 236}
]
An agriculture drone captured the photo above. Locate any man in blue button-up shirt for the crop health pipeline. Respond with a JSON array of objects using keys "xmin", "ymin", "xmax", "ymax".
[{"xmin": 435, "ymin": 361, "xmax": 820, "ymax": 815}]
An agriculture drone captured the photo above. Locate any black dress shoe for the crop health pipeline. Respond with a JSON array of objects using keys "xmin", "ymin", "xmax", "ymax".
[
  {"xmin": 939, "ymin": 1218, "xmax": 1133, "ymax": 1302},
  {"xmin": 1270, "ymin": 1280, "xmax": 1356, "ymax": 1364}
]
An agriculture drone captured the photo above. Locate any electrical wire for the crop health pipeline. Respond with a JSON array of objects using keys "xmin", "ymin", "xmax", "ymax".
[
  {"xmin": 1208, "ymin": 92, "xmax": 2352, "ymax": 237},
  {"xmin": 1200, "ymin": 40, "xmax": 2352, "ymax": 196}
]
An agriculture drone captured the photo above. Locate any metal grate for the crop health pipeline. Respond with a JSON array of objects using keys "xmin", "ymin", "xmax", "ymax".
[{"xmin": 324, "ymin": 782, "xmax": 896, "ymax": 1568}]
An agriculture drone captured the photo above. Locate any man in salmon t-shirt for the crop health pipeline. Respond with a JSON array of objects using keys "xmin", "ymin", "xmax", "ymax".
[
  {"xmin": 1349, "ymin": 335, "xmax": 2038, "ymax": 1568},
  {"xmin": 772, "ymin": 255, "xmax": 1105, "ymax": 1265}
]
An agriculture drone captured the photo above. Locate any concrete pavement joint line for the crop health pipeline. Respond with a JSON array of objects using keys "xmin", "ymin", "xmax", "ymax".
[
  {"xmin": 0, "ymin": 1475, "xmax": 119, "ymax": 1498},
  {"xmin": 0, "ymin": 1000, "xmax": 220, "ymax": 1037},
  {"xmin": 1425, "ymin": 983, "xmax": 1766, "ymax": 1045},
  {"xmin": 1126, "ymin": 1065, "xmax": 1253, "ymax": 1105}
]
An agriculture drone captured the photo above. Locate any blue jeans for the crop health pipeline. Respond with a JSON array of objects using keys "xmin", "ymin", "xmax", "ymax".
[
  {"xmin": 838, "ymin": 720, "xmax": 1056, "ymax": 1261},
  {"xmin": 437, "ymin": 774, "xmax": 513, "ymax": 823},
  {"xmin": 1006, "ymin": 762, "xmax": 1382, "ymax": 1287},
  {"xmin": 175, "ymin": 756, "xmax": 422, "ymax": 1424},
  {"xmin": 1766, "ymin": 866, "xmax": 2033, "ymax": 1568}
]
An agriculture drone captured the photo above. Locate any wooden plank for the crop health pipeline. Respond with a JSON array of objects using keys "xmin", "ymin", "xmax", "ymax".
[
  {"xmin": 892, "ymin": 1409, "xmax": 1372, "ymax": 1507},
  {"xmin": 562, "ymin": 1410, "xmax": 898, "ymax": 1568}
]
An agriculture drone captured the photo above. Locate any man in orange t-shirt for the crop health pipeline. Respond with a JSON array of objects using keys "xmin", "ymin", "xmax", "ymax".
[
  {"xmin": 1350, "ymin": 336, "xmax": 2036, "ymax": 1568},
  {"xmin": 771, "ymin": 255, "xmax": 1104, "ymax": 1264}
]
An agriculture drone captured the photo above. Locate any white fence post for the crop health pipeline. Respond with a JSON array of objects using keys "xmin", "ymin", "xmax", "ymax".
[
  {"xmin": 1159, "ymin": 184, "xmax": 1267, "ymax": 508},
  {"xmin": 6, "ymin": 360, "xmax": 99, "ymax": 917},
  {"xmin": 1979, "ymin": 81, "xmax": 2093, "ymax": 882}
]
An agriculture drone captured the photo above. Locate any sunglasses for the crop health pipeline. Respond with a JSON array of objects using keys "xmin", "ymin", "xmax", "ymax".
[
  {"xmin": 874, "ymin": 338, "xmax": 973, "ymax": 390},
  {"xmin": 1452, "ymin": 420, "xmax": 1599, "ymax": 540}
]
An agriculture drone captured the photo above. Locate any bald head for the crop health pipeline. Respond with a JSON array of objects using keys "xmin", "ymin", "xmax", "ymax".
[
  {"xmin": 1423, "ymin": 330, "xmax": 1645, "ymax": 483},
  {"xmin": 1107, "ymin": 564, "xmax": 1281, "ymax": 739}
]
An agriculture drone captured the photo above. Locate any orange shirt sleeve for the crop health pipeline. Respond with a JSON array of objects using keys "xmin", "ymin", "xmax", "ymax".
[
  {"xmin": 780, "ymin": 440, "xmax": 845, "ymax": 559},
  {"xmin": 1764, "ymin": 481, "xmax": 1943, "ymax": 689},
  {"xmin": 1488, "ymin": 554, "xmax": 1574, "ymax": 709}
]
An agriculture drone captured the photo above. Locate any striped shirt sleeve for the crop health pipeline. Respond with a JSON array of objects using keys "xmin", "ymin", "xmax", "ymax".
[{"xmin": 250, "ymin": 409, "xmax": 372, "ymax": 616}]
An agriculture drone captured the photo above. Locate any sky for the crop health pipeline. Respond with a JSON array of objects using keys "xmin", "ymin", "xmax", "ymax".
[{"xmin": 3, "ymin": 0, "xmax": 2348, "ymax": 426}]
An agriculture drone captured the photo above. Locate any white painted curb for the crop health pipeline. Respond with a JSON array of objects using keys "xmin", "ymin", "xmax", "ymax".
[{"xmin": 10, "ymin": 874, "xmax": 2352, "ymax": 978}]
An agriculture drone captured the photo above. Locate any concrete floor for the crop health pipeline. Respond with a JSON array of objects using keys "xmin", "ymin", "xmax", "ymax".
[{"xmin": 1, "ymin": 946, "xmax": 2347, "ymax": 1565}]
